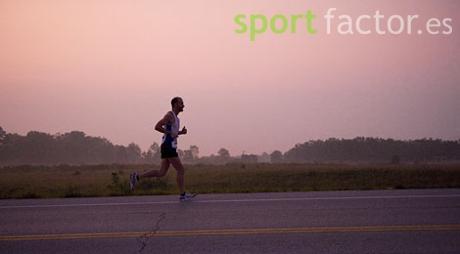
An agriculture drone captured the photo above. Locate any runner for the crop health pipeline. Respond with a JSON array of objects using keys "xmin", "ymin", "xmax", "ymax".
[{"xmin": 130, "ymin": 97, "xmax": 195, "ymax": 201}]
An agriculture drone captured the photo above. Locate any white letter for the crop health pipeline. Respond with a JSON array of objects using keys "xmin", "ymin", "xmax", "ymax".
[
  {"xmin": 356, "ymin": 15, "xmax": 371, "ymax": 35},
  {"xmin": 374, "ymin": 10, "xmax": 386, "ymax": 35},
  {"xmin": 442, "ymin": 18, "xmax": 453, "ymax": 35},
  {"xmin": 324, "ymin": 8, "xmax": 336, "ymax": 34},
  {"xmin": 387, "ymin": 15, "xmax": 405, "ymax": 35},
  {"xmin": 427, "ymin": 18, "xmax": 441, "ymax": 35},
  {"xmin": 406, "ymin": 15, "xmax": 419, "ymax": 34},
  {"xmin": 338, "ymin": 15, "xmax": 353, "ymax": 34}
]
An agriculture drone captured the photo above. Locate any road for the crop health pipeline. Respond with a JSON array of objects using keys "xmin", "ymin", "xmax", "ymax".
[{"xmin": 1, "ymin": 189, "xmax": 460, "ymax": 254}]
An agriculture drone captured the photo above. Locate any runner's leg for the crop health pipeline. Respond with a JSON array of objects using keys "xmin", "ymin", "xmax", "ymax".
[
  {"xmin": 140, "ymin": 159, "xmax": 170, "ymax": 178},
  {"xmin": 169, "ymin": 157, "xmax": 185, "ymax": 194}
]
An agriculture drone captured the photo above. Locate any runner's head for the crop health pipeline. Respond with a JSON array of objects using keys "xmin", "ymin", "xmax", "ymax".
[{"xmin": 171, "ymin": 97, "xmax": 184, "ymax": 113}]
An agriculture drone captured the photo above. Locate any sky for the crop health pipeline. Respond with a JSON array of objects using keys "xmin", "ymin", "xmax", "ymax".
[{"xmin": 0, "ymin": 0, "xmax": 459, "ymax": 156}]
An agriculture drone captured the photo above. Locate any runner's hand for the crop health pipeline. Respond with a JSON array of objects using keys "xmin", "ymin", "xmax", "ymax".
[{"xmin": 180, "ymin": 126, "xmax": 187, "ymax": 135}]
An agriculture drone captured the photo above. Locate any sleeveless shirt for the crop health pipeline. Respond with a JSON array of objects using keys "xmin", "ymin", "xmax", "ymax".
[{"xmin": 162, "ymin": 111, "xmax": 180, "ymax": 149}]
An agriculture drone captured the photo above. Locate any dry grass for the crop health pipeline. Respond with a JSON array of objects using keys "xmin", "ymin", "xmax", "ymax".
[{"xmin": 1, "ymin": 163, "xmax": 459, "ymax": 199}]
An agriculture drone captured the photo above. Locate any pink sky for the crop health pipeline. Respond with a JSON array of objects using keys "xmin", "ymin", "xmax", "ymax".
[{"xmin": 1, "ymin": 0, "xmax": 459, "ymax": 156}]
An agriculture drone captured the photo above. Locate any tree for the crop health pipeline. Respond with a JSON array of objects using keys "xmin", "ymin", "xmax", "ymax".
[
  {"xmin": 0, "ymin": 127, "xmax": 7, "ymax": 163},
  {"xmin": 218, "ymin": 148, "xmax": 230, "ymax": 158},
  {"xmin": 181, "ymin": 145, "xmax": 200, "ymax": 163},
  {"xmin": 143, "ymin": 142, "xmax": 160, "ymax": 163},
  {"xmin": 190, "ymin": 145, "xmax": 199, "ymax": 159},
  {"xmin": 24, "ymin": 131, "xmax": 55, "ymax": 164},
  {"xmin": 241, "ymin": 153, "xmax": 258, "ymax": 163},
  {"xmin": 258, "ymin": 152, "xmax": 270, "ymax": 163},
  {"xmin": 126, "ymin": 143, "xmax": 142, "ymax": 163},
  {"xmin": 270, "ymin": 150, "xmax": 283, "ymax": 163},
  {"xmin": 183, "ymin": 150, "xmax": 194, "ymax": 162},
  {"xmin": 0, "ymin": 126, "xmax": 6, "ymax": 144}
]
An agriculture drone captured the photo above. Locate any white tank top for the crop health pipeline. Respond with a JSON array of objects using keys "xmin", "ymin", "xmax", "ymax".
[
  {"xmin": 162, "ymin": 111, "xmax": 180, "ymax": 148},
  {"xmin": 170, "ymin": 111, "xmax": 180, "ymax": 135}
]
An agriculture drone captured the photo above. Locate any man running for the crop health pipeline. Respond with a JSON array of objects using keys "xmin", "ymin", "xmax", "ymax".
[{"xmin": 130, "ymin": 97, "xmax": 195, "ymax": 201}]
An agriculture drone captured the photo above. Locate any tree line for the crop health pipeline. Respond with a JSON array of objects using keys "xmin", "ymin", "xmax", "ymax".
[
  {"xmin": 0, "ymin": 126, "xmax": 203, "ymax": 166},
  {"xmin": 283, "ymin": 137, "xmax": 460, "ymax": 163},
  {"xmin": 0, "ymin": 126, "xmax": 459, "ymax": 166}
]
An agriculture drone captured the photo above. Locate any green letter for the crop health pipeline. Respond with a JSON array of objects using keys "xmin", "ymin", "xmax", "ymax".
[
  {"xmin": 270, "ymin": 14, "xmax": 288, "ymax": 34},
  {"xmin": 234, "ymin": 14, "xmax": 247, "ymax": 34},
  {"xmin": 306, "ymin": 10, "xmax": 317, "ymax": 34},
  {"xmin": 290, "ymin": 14, "xmax": 303, "ymax": 33},
  {"xmin": 250, "ymin": 14, "xmax": 267, "ymax": 41}
]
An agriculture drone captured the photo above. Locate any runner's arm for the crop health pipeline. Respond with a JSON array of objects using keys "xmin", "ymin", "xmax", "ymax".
[{"xmin": 155, "ymin": 113, "xmax": 173, "ymax": 135}]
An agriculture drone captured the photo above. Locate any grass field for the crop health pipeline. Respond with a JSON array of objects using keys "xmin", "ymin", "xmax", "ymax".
[{"xmin": 1, "ymin": 163, "xmax": 460, "ymax": 199}]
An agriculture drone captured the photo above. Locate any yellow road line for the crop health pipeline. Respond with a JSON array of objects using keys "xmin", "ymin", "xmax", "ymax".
[{"xmin": 1, "ymin": 224, "xmax": 460, "ymax": 241}]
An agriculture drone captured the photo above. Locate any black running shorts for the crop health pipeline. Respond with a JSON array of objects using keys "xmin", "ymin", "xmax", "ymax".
[{"xmin": 161, "ymin": 142, "xmax": 178, "ymax": 159}]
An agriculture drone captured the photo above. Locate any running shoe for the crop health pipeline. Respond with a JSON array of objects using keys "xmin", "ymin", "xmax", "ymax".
[{"xmin": 179, "ymin": 192, "xmax": 197, "ymax": 201}]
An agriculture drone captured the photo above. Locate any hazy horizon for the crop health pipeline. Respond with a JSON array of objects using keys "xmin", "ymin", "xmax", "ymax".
[{"xmin": 1, "ymin": 0, "xmax": 459, "ymax": 156}]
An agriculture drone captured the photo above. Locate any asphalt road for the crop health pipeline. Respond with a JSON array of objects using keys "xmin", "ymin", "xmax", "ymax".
[{"xmin": 1, "ymin": 189, "xmax": 460, "ymax": 254}]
